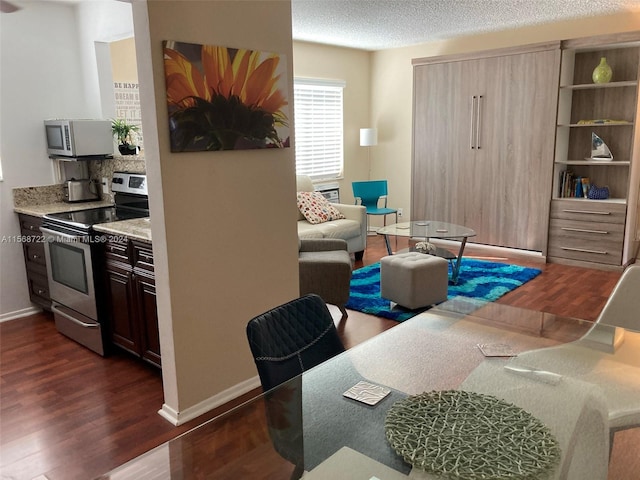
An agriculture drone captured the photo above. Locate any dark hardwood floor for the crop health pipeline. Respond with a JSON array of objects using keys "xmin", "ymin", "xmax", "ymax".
[{"xmin": 1, "ymin": 235, "xmax": 636, "ymax": 479}]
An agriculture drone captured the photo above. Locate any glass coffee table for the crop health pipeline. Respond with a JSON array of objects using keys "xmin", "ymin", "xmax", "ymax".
[{"xmin": 377, "ymin": 221, "xmax": 476, "ymax": 283}]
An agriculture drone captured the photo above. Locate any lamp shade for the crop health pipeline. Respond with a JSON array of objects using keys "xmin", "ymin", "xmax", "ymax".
[{"xmin": 360, "ymin": 128, "xmax": 378, "ymax": 147}]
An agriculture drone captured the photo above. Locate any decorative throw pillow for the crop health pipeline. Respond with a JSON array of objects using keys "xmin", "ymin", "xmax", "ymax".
[{"xmin": 297, "ymin": 191, "xmax": 345, "ymax": 225}]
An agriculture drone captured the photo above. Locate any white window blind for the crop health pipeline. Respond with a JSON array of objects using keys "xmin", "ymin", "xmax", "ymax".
[{"xmin": 294, "ymin": 78, "xmax": 345, "ymax": 180}]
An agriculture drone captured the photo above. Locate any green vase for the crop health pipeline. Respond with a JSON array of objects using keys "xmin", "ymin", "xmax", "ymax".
[{"xmin": 592, "ymin": 57, "xmax": 612, "ymax": 84}]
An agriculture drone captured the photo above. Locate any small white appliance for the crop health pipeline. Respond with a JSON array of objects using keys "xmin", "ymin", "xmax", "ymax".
[{"xmin": 44, "ymin": 119, "xmax": 113, "ymax": 158}]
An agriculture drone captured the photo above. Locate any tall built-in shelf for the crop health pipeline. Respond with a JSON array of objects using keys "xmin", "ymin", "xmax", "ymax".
[
  {"xmin": 548, "ymin": 33, "xmax": 640, "ymax": 268},
  {"xmin": 553, "ymin": 44, "xmax": 639, "ymax": 202}
]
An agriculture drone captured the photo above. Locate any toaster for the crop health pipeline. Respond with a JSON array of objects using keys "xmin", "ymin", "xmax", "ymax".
[{"xmin": 64, "ymin": 179, "xmax": 100, "ymax": 202}]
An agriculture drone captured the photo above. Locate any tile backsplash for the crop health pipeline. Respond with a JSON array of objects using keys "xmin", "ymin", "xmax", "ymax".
[
  {"xmin": 13, "ymin": 154, "xmax": 146, "ymax": 207},
  {"xmin": 13, "ymin": 184, "xmax": 66, "ymax": 207},
  {"xmin": 89, "ymin": 154, "xmax": 146, "ymax": 180},
  {"xmin": 89, "ymin": 154, "xmax": 146, "ymax": 201}
]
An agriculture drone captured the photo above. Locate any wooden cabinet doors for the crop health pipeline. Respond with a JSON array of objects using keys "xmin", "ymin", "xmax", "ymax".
[
  {"xmin": 412, "ymin": 46, "xmax": 560, "ymax": 251},
  {"xmin": 104, "ymin": 260, "xmax": 138, "ymax": 354},
  {"xmin": 103, "ymin": 238, "xmax": 160, "ymax": 368},
  {"xmin": 413, "ymin": 59, "xmax": 477, "ymax": 227}
]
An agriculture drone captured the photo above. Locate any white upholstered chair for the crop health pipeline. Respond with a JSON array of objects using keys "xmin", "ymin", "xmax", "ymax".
[{"xmin": 595, "ymin": 265, "xmax": 640, "ymax": 331}]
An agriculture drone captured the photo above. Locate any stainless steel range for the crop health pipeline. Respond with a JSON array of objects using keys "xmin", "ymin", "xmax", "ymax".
[{"xmin": 40, "ymin": 172, "xmax": 149, "ymax": 355}]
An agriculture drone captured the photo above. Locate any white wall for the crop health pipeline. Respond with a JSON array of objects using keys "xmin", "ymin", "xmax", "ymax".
[
  {"xmin": 0, "ymin": 1, "xmax": 134, "ymax": 319},
  {"xmin": 76, "ymin": 0, "xmax": 134, "ymax": 116},
  {"xmin": 0, "ymin": 2, "xmax": 86, "ymax": 318}
]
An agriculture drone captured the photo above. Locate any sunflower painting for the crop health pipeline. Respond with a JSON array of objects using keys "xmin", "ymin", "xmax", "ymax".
[{"xmin": 163, "ymin": 41, "xmax": 289, "ymax": 152}]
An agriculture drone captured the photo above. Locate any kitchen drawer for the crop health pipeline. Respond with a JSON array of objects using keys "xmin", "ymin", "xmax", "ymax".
[
  {"xmin": 19, "ymin": 214, "xmax": 44, "ymax": 235},
  {"xmin": 550, "ymin": 200, "xmax": 626, "ymax": 224},
  {"xmin": 104, "ymin": 238, "xmax": 131, "ymax": 264},
  {"xmin": 27, "ymin": 271, "xmax": 51, "ymax": 309},
  {"xmin": 548, "ymin": 218, "xmax": 624, "ymax": 265},
  {"xmin": 23, "ymin": 241, "xmax": 47, "ymax": 271},
  {"xmin": 132, "ymin": 242, "xmax": 154, "ymax": 273}
]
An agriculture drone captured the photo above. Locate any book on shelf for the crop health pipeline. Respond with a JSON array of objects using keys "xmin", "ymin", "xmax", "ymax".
[
  {"xmin": 581, "ymin": 177, "xmax": 590, "ymax": 198},
  {"xmin": 559, "ymin": 170, "xmax": 590, "ymax": 198}
]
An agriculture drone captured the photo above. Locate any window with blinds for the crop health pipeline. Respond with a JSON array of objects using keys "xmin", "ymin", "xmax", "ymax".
[{"xmin": 294, "ymin": 78, "xmax": 345, "ymax": 180}]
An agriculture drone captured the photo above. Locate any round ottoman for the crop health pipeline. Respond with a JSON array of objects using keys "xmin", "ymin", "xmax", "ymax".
[{"xmin": 380, "ymin": 252, "xmax": 449, "ymax": 309}]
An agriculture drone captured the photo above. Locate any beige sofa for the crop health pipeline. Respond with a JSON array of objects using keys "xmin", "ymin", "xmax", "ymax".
[{"xmin": 296, "ymin": 175, "xmax": 367, "ymax": 260}]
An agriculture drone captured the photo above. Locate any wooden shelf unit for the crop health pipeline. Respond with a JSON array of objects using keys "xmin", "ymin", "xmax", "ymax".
[{"xmin": 549, "ymin": 33, "xmax": 640, "ymax": 268}]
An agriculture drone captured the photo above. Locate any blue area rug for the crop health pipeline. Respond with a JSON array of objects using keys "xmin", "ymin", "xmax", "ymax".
[{"xmin": 346, "ymin": 259, "xmax": 542, "ymax": 322}]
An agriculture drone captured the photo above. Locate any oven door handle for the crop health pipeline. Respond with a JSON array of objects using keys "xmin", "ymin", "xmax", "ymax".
[
  {"xmin": 40, "ymin": 226, "xmax": 86, "ymax": 242},
  {"xmin": 52, "ymin": 304, "xmax": 99, "ymax": 328}
]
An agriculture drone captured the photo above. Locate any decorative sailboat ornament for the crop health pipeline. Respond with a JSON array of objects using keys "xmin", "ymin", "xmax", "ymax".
[{"xmin": 589, "ymin": 132, "xmax": 613, "ymax": 161}]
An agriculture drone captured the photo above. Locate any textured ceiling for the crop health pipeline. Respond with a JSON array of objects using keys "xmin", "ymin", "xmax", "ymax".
[{"xmin": 291, "ymin": 0, "xmax": 640, "ymax": 51}]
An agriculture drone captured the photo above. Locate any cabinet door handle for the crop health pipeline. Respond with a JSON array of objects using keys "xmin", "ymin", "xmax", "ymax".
[
  {"xmin": 561, "ymin": 246, "xmax": 608, "ymax": 255},
  {"xmin": 37, "ymin": 289, "xmax": 47, "ymax": 295},
  {"xmin": 29, "ymin": 225, "xmax": 36, "ymax": 231},
  {"xmin": 470, "ymin": 95, "xmax": 477, "ymax": 149},
  {"xmin": 561, "ymin": 227, "xmax": 609, "ymax": 235},
  {"xmin": 476, "ymin": 95, "xmax": 483, "ymax": 149},
  {"xmin": 32, "ymin": 254, "xmax": 41, "ymax": 260},
  {"xmin": 562, "ymin": 209, "xmax": 611, "ymax": 216}
]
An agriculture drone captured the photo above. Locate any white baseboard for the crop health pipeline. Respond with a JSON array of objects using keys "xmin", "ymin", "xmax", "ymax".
[
  {"xmin": 0, "ymin": 306, "xmax": 42, "ymax": 323},
  {"xmin": 158, "ymin": 375, "xmax": 261, "ymax": 426}
]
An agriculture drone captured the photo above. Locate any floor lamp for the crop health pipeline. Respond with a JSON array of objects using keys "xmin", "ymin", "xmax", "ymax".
[
  {"xmin": 359, "ymin": 128, "xmax": 378, "ymax": 235},
  {"xmin": 359, "ymin": 128, "xmax": 377, "ymax": 180}
]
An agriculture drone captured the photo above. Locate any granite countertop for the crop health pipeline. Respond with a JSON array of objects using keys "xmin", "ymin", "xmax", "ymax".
[
  {"xmin": 13, "ymin": 183, "xmax": 152, "ymax": 243},
  {"xmin": 14, "ymin": 200, "xmax": 114, "ymax": 217},
  {"xmin": 93, "ymin": 218, "xmax": 152, "ymax": 244},
  {"xmin": 13, "ymin": 183, "xmax": 113, "ymax": 217}
]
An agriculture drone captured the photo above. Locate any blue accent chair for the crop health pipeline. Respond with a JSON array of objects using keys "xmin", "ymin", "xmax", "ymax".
[{"xmin": 352, "ymin": 180, "xmax": 398, "ymax": 232}]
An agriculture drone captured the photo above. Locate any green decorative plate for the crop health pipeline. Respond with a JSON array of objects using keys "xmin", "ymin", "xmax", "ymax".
[{"xmin": 385, "ymin": 390, "xmax": 560, "ymax": 480}]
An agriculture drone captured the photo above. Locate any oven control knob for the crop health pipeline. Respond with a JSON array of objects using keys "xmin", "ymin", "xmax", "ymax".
[{"xmin": 112, "ymin": 177, "xmax": 124, "ymax": 184}]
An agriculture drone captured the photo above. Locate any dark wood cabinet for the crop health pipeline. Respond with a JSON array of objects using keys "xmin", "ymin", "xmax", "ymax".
[
  {"xmin": 103, "ymin": 237, "xmax": 160, "ymax": 368},
  {"xmin": 104, "ymin": 259, "xmax": 138, "ymax": 353},
  {"xmin": 134, "ymin": 272, "xmax": 160, "ymax": 367},
  {"xmin": 17, "ymin": 214, "xmax": 52, "ymax": 311}
]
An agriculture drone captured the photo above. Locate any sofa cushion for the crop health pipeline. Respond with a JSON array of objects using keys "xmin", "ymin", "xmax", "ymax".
[
  {"xmin": 296, "ymin": 175, "xmax": 315, "ymax": 221},
  {"xmin": 297, "ymin": 191, "xmax": 345, "ymax": 225},
  {"xmin": 298, "ymin": 218, "xmax": 362, "ymax": 240}
]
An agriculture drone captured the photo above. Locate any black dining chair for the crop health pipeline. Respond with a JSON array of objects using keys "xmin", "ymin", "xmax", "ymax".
[
  {"xmin": 246, "ymin": 294, "xmax": 346, "ymax": 479},
  {"xmin": 246, "ymin": 293, "xmax": 346, "ymax": 392}
]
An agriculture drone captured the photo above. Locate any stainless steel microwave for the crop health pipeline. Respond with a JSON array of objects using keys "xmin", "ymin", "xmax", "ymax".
[{"xmin": 44, "ymin": 119, "xmax": 113, "ymax": 158}]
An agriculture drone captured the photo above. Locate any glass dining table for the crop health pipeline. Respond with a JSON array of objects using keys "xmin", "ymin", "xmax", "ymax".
[{"xmin": 96, "ymin": 299, "xmax": 640, "ymax": 480}]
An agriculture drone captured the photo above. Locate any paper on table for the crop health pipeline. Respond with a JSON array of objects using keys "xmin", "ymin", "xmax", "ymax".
[
  {"xmin": 343, "ymin": 380, "xmax": 391, "ymax": 406},
  {"xmin": 477, "ymin": 343, "xmax": 517, "ymax": 357}
]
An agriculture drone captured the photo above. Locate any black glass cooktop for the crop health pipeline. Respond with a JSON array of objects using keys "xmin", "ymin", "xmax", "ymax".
[
  {"xmin": 43, "ymin": 192, "xmax": 149, "ymax": 231},
  {"xmin": 44, "ymin": 206, "xmax": 148, "ymax": 231}
]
